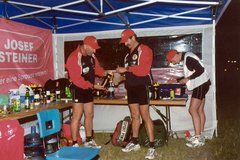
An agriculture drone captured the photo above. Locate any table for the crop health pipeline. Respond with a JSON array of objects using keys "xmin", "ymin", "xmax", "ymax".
[
  {"xmin": 94, "ymin": 97, "xmax": 187, "ymax": 133},
  {"xmin": 0, "ymin": 101, "xmax": 72, "ymax": 123},
  {"xmin": 0, "ymin": 97, "xmax": 187, "ymax": 133}
]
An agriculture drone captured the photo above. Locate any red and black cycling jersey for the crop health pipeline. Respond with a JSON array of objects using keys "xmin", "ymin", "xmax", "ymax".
[
  {"xmin": 66, "ymin": 45, "xmax": 105, "ymax": 89},
  {"xmin": 81, "ymin": 55, "xmax": 95, "ymax": 84},
  {"xmin": 124, "ymin": 43, "xmax": 153, "ymax": 87}
]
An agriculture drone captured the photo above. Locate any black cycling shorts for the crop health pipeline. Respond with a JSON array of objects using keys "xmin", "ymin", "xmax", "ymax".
[
  {"xmin": 192, "ymin": 81, "xmax": 210, "ymax": 100},
  {"xmin": 126, "ymin": 85, "xmax": 150, "ymax": 105},
  {"xmin": 71, "ymin": 84, "xmax": 93, "ymax": 103}
]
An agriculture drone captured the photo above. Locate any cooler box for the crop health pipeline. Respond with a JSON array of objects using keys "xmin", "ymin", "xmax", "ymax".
[{"xmin": 160, "ymin": 84, "xmax": 187, "ymax": 98}]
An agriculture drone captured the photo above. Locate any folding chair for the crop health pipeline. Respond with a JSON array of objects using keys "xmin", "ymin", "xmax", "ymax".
[{"xmin": 37, "ymin": 109, "xmax": 99, "ymax": 160}]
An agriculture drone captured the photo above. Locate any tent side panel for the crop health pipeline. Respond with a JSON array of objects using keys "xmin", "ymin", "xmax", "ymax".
[{"xmin": 54, "ymin": 25, "xmax": 217, "ymax": 138}]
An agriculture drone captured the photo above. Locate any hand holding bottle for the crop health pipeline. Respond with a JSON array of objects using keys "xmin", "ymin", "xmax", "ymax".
[{"xmin": 112, "ymin": 72, "xmax": 125, "ymax": 86}]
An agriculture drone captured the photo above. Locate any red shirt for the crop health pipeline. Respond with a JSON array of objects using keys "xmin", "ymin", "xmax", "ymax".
[
  {"xmin": 124, "ymin": 44, "xmax": 153, "ymax": 87},
  {"xmin": 127, "ymin": 44, "xmax": 153, "ymax": 76},
  {"xmin": 66, "ymin": 46, "xmax": 105, "ymax": 89}
]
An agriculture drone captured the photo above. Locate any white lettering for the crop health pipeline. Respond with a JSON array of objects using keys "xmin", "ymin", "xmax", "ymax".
[
  {"xmin": 0, "ymin": 51, "xmax": 5, "ymax": 62},
  {"xmin": 0, "ymin": 51, "xmax": 38, "ymax": 63},
  {"xmin": 24, "ymin": 41, "xmax": 29, "ymax": 51},
  {"xmin": 29, "ymin": 42, "xmax": 33, "ymax": 51},
  {"xmin": 11, "ymin": 39, "xmax": 18, "ymax": 50},
  {"xmin": 18, "ymin": 41, "xmax": 24, "ymax": 51},
  {"xmin": 3, "ymin": 39, "xmax": 34, "ymax": 51},
  {"xmin": 0, "ymin": 78, "xmax": 5, "ymax": 85},
  {"xmin": 35, "ymin": 70, "xmax": 47, "ymax": 77},
  {"xmin": 33, "ymin": 54, "xmax": 37, "ymax": 63},
  {"xmin": 12, "ymin": 52, "xmax": 18, "ymax": 63},
  {"xmin": 22, "ymin": 53, "xmax": 28, "ymax": 63},
  {"xmin": 28, "ymin": 54, "xmax": 32, "ymax": 63},
  {"xmin": 6, "ymin": 76, "xmax": 17, "ymax": 83},
  {"xmin": 3, "ymin": 39, "xmax": 10, "ymax": 50},
  {"xmin": 5, "ymin": 52, "xmax": 12, "ymax": 62},
  {"xmin": 18, "ymin": 73, "xmax": 35, "ymax": 81}
]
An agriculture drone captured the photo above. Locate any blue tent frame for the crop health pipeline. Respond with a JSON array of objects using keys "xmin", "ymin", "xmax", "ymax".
[{"xmin": 0, "ymin": 0, "xmax": 230, "ymax": 33}]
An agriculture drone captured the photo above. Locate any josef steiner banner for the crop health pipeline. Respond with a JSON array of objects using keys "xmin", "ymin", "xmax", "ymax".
[{"xmin": 0, "ymin": 18, "xmax": 54, "ymax": 94}]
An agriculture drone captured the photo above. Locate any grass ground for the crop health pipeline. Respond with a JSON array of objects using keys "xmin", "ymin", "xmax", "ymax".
[{"xmin": 93, "ymin": 97, "xmax": 240, "ymax": 160}]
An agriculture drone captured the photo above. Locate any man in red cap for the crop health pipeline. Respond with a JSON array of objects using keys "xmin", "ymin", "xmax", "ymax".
[
  {"xmin": 166, "ymin": 49, "xmax": 211, "ymax": 148},
  {"xmin": 116, "ymin": 29, "xmax": 156, "ymax": 159},
  {"xmin": 66, "ymin": 36, "xmax": 105, "ymax": 148}
]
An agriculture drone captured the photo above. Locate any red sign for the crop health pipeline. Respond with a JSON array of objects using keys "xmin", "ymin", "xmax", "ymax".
[{"xmin": 0, "ymin": 18, "xmax": 54, "ymax": 94}]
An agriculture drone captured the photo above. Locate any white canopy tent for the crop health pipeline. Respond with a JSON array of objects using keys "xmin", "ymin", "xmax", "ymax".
[
  {"xmin": 0, "ymin": 0, "xmax": 231, "ymax": 137},
  {"xmin": 53, "ymin": 24, "xmax": 216, "ymax": 138}
]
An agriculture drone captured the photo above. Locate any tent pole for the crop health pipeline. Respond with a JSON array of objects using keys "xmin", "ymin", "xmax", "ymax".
[
  {"xmin": 86, "ymin": 0, "xmax": 101, "ymax": 14},
  {"xmin": 148, "ymin": 0, "xmax": 219, "ymax": 5},
  {"xmin": 105, "ymin": 1, "xmax": 155, "ymax": 16},
  {"xmin": 52, "ymin": 8, "xmax": 99, "ymax": 16},
  {"xmin": 131, "ymin": 6, "xmax": 211, "ymax": 26},
  {"xmin": 104, "ymin": 0, "xmax": 129, "ymax": 26},
  {"xmin": 212, "ymin": 18, "xmax": 217, "ymax": 137},
  {"xmin": 53, "ymin": 16, "xmax": 57, "ymax": 33},
  {"xmin": 53, "ymin": 0, "xmax": 85, "ymax": 8},
  {"xmin": 100, "ymin": 0, "xmax": 103, "ymax": 13}
]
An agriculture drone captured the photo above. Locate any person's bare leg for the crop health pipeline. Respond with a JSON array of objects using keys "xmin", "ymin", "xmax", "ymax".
[
  {"xmin": 83, "ymin": 102, "xmax": 94, "ymax": 137},
  {"xmin": 140, "ymin": 105, "xmax": 154, "ymax": 142},
  {"xmin": 198, "ymin": 98, "xmax": 206, "ymax": 134},
  {"xmin": 129, "ymin": 104, "xmax": 141, "ymax": 138},
  {"xmin": 71, "ymin": 103, "xmax": 83, "ymax": 141},
  {"xmin": 189, "ymin": 98, "xmax": 202, "ymax": 136}
]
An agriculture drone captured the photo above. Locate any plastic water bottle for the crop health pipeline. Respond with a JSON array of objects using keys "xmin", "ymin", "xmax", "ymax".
[{"xmin": 13, "ymin": 97, "xmax": 21, "ymax": 112}]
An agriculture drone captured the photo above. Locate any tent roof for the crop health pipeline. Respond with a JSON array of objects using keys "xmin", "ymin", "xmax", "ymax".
[{"xmin": 0, "ymin": 0, "xmax": 230, "ymax": 33}]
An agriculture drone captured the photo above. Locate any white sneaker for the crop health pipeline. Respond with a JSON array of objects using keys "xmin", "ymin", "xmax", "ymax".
[
  {"xmin": 72, "ymin": 143, "xmax": 80, "ymax": 147},
  {"xmin": 84, "ymin": 139, "xmax": 101, "ymax": 149},
  {"xmin": 200, "ymin": 135, "xmax": 205, "ymax": 143},
  {"xmin": 121, "ymin": 142, "xmax": 141, "ymax": 152},
  {"xmin": 186, "ymin": 135, "xmax": 195, "ymax": 142},
  {"xmin": 145, "ymin": 148, "xmax": 156, "ymax": 160},
  {"xmin": 186, "ymin": 135, "xmax": 205, "ymax": 143},
  {"xmin": 186, "ymin": 137, "xmax": 204, "ymax": 148}
]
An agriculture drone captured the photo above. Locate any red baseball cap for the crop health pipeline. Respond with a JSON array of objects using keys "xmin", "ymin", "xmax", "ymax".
[
  {"xmin": 166, "ymin": 50, "xmax": 177, "ymax": 64},
  {"xmin": 83, "ymin": 36, "xmax": 100, "ymax": 49},
  {"xmin": 120, "ymin": 29, "xmax": 135, "ymax": 44}
]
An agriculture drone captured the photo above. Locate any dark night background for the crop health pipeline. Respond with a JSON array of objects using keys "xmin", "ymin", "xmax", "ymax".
[{"xmin": 216, "ymin": 0, "xmax": 240, "ymax": 118}]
